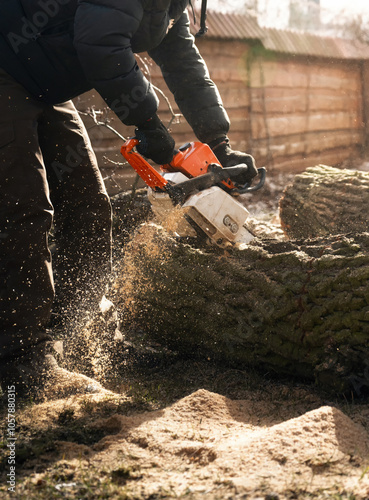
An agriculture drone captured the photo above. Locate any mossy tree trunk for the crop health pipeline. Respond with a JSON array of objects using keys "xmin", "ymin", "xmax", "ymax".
[
  {"xmin": 279, "ymin": 165, "xmax": 369, "ymax": 239},
  {"xmin": 113, "ymin": 224, "xmax": 369, "ymax": 396}
]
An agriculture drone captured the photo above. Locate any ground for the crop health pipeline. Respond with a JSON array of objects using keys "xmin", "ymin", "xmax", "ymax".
[{"xmin": 1, "ymin": 163, "xmax": 369, "ymax": 500}]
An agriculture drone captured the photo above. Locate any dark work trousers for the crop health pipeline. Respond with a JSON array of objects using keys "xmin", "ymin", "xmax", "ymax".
[{"xmin": 0, "ymin": 68, "xmax": 112, "ymax": 363}]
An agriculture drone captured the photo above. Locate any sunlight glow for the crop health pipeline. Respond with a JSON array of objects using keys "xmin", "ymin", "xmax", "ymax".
[{"xmin": 321, "ymin": 0, "xmax": 369, "ymax": 22}]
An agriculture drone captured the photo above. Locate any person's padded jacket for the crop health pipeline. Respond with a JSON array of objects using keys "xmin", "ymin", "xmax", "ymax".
[{"xmin": 0, "ymin": 0, "xmax": 229, "ymax": 139}]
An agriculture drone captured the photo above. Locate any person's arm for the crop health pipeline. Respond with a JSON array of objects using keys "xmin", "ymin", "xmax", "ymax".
[
  {"xmin": 73, "ymin": 0, "xmax": 158, "ymax": 126},
  {"xmin": 150, "ymin": 12, "xmax": 257, "ymax": 180},
  {"xmin": 148, "ymin": 11, "xmax": 230, "ymax": 144}
]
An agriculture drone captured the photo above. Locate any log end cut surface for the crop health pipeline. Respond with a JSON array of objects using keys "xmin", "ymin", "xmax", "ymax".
[{"xmin": 279, "ymin": 165, "xmax": 369, "ymax": 239}]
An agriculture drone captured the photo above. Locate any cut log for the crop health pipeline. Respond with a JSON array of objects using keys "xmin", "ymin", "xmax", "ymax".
[
  {"xmin": 112, "ymin": 223, "xmax": 369, "ymax": 397},
  {"xmin": 279, "ymin": 165, "xmax": 369, "ymax": 239}
]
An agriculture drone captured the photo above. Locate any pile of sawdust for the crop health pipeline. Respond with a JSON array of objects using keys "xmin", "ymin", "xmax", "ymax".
[
  {"xmin": 89, "ymin": 390, "xmax": 369, "ymax": 498},
  {"xmin": 12, "ymin": 388, "xmax": 369, "ymax": 499}
]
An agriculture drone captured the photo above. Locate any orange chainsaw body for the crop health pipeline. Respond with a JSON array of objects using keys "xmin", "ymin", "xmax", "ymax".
[
  {"xmin": 120, "ymin": 138, "xmax": 234, "ymax": 191},
  {"xmin": 164, "ymin": 142, "xmax": 216, "ymax": 176}
]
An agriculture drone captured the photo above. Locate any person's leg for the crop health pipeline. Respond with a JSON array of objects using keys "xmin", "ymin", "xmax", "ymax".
[
  {"xmin": 0, "ymin": 70, "xmax": 112, "ymax": 399},
  {"xmin": 38, "ymin": 101, "xmax": 112, "ymax": 321},
  {"xmin": 0, "ymin": 68, "xmax": 54, "ymax": 364}
]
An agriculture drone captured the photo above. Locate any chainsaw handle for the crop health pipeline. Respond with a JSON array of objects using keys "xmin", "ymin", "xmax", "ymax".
[
  {"xmin": 122, "ymin": 137, "xmax": 139, "ymax": 153},
  {"xmin": 232, "ymin": 167, "xmax": 266, "ymax": 194},
  {"xmin": 120, "ymin": 137, "xmax": 168, "ymax": 191}
]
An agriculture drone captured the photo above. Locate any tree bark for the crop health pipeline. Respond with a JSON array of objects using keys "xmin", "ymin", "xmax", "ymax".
[
  {"xmin": 113, "ymin": 223, "xmax": 369, "ymax": 396},
  {"xmin": 279, "ymin": 165, "xmax": 369, "ymax": 239}
]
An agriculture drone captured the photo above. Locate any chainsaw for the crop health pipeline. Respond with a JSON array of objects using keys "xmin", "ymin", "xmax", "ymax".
[{"xmin": 121, "ymin": 138, "xmax": 266, "ymax": 248}]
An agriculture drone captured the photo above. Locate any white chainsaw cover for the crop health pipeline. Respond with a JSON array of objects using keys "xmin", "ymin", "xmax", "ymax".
[{"xmin": 148, "ymin": 174, "xmax": 254, "ymax": 247}]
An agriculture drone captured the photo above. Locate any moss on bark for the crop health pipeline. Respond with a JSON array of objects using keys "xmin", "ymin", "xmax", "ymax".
[{"xmin": 113, "ymin": 224, "xmax": 369, "ymax": 396}]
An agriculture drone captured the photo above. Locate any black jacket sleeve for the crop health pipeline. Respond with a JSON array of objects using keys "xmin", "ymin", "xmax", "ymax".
[
  {"xmin": 73, "ymin": 0, "xmax": 158, "ymax": 125},
  {"xmin": 148, "ymin": 11, "xmax": 230, "ymax": 143}
]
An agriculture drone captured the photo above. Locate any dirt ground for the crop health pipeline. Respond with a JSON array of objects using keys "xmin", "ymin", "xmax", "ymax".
[
  {"xmin": 1, "ymin": 363, "xmax": 369, "ymax": 500},
  {"xmin": 1, "ymin": 163, "xmax": 369, "ymax": 500}
]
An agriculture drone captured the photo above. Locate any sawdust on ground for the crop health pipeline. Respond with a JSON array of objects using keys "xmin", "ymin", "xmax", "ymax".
[{"xmin": 5, "ymin": 384, "xmax": 369, "ymax": 499}]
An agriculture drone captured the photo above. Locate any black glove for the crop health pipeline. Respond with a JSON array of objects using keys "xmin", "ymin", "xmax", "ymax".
[
  {"xmin": 209, "ymin": 136, "xmax": 258, "ymax": 184},
  {"xmin": 135, "ymin": 114, "xmax": 175, "ymax": 165}
]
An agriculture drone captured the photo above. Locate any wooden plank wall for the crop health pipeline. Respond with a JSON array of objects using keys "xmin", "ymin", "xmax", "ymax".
[
  {"xmin": 247, "ymin": 54, "xmax": 364, "ymax": 172},
  {"xmin": 74, "ymin": 39, "xmax": 366, "ymax": 193},
  {"xmin": 196, "ymin": 38, "xmax": 365, "ymax": 173}
]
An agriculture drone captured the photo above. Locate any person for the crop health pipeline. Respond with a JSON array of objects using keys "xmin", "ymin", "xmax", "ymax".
[{"xmin": 0, "ymin": 0, "xmax": 257, "ymax": 399}]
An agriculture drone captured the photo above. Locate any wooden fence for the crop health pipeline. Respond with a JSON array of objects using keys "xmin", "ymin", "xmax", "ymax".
[{"xmin": 74, "ymin": 36, "xmax": 368, "ymax": 194}]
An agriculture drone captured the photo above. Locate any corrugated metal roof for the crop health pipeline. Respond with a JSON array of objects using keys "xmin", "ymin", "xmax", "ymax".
[
  {"xmin": 189, "ymin": 9, "xmax": 369, "ymax": 60},
  {"xmin": 262, "ymin": 28, "xmax": 369, "ymax": 59}
]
